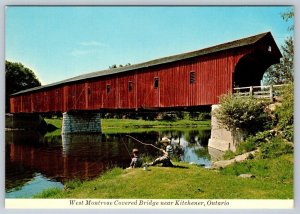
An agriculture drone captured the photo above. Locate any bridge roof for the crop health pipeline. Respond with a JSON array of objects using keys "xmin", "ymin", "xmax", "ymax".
[{"xmin": 12, "ymin": 31, "xmax": 275, "ymax": 96}]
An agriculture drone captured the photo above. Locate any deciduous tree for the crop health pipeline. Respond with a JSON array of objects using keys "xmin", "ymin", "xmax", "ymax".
[
  {"xmin": 264, "ymin": 9, "xmax": 294, "ymax": 85},
  {"xmin": 5, "ymin": 61, "xmax": 41, "ymax": 112}
]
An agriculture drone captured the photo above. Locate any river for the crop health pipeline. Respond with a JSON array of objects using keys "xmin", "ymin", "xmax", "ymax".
[{"xmin": 5, "ymin": 128, "xmax": 220, "ymax": 198}]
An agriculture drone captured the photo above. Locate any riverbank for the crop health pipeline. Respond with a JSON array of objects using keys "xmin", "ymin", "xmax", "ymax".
[
  {"xmin": 44, "ymin": 118, "xmax": 211, "ymax": 135},
  {"xmin": 40, "ymin": 117, "xmax": 293, "ymax": 199},
  {"xmin": 34, "ymin": 154, "xmax": 293, "ymax": 199}
]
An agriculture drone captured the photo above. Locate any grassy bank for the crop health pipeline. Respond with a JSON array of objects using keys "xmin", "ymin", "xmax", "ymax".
[
  {"xmin": 102, "ymin": 118, "xmax": 210, "ymax": 128},
  {"xmin": 44, "ymin": 118, "xmax": 210, "ymax": 135},
  {"xmin": 102, "ymin": 119, "xmax": 210, "ymax": 134},
  {"xmin": 34, "ymin": 154, "xmax": 293, "ymax": 199}
]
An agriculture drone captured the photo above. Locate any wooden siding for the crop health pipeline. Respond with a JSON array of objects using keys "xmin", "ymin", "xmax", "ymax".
[
  {"xmin": 10, "ymin": 33, "xmax": 282, "ymax": 114},
  {"xmin": 10, "ymin": 48, "xmax": 251, "ymax": 113}
]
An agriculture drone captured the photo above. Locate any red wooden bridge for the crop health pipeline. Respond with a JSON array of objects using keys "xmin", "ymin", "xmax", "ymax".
[{"xmin": 10, "ymin": 32, "xmax": 281, "ymax": 114}]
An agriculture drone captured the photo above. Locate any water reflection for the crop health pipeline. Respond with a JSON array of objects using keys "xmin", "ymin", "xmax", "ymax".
[{"xmin": 6, "ymin": 128, "xmax": 211, "ymax": 198}]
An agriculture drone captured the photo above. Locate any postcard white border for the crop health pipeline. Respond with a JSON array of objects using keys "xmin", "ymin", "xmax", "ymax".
[
  {"xmin": 1, "ymin": 1, "xmax": 299, "ymax": 214},
  {"xmin": 5, "ymin": 199, "xmax": 294, "ymax": 209}
]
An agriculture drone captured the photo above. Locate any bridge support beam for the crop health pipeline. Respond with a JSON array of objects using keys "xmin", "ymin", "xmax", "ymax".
[
  {"xmin": 208, "ymin": 105, "xmax": 245, "ymax": 152},
  {"xmin": 62, "ymin": 112, "xmax": 101, "ymax": 134}
]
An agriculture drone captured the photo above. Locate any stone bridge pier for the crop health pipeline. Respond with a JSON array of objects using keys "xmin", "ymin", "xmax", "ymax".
[{"xmin": 62, "ymin": 112, "xmax": 102, "ymax": 134}]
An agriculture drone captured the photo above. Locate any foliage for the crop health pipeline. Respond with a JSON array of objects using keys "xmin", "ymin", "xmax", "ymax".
[
  {"xmin": 189, "ymin": 111, "xmax": 211, "ymax": 121},
  {"xmin": 236, "ymin": 140, "xmax": 257, "ymax": 155},
  {"xmin": 222, "ymin": 150, "xmax": 236, "ymax": 160},
  {"xmin": 236, "ymin": 130, "xmax": 274, "ymax": 154},
  {"xmin": 102, "ymin": 111, "xmax": 210, "ymax": 121},
  {"xmin": 214, "ymin": 94, "xmax": 270, "ymax": 135},
  {"xmin": 258, "ymin": 137, "xmax": 293, "ymax": 159},
  {"xmin": 263, "ymin": 8, "xmax": 294, "ymax": 85},
  {"xmin": 264, "ymin": 37, "xmax": 294, "ymax": 84},
  {"xmin": 5, "ymin": 61, "xmax": 41, "ymax": 112},
  {"xmin": 281, "ymin": 8, "xmax": 294, "ymax": 33},
  {"xmin": 109, "ymin": 63, "xmax": 131, "ymax": 69},
  {"xmin": 275, "ymin": 83, "xmax": 294, "ymax": 141},
  {"xmin": 280, "ymin": 125, "xmax": 294, "ymax": 142}
]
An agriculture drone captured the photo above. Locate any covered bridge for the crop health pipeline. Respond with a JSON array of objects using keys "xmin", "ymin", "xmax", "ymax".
[{"xmin": 10, "ymin": 32, "xmax": 281, "ymax": 114}]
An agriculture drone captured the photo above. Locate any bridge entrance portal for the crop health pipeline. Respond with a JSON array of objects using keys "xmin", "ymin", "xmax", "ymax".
[{"xmin": 233, "ymin": 51, "xmax": 277, "ymax": 88}]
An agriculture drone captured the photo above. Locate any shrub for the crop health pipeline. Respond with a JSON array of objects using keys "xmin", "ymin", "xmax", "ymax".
[
  {"xmin": 236, "ymin": 139, "xmax": 257, "ymax": 154},
  {"xmin": 275, "ymin": 83, "xmax": 294, "ymax": 142},
  {"xmin": 189, "ymin": 112, "xmax": 211, "ymax": 121},
  {"xmin": 258, "ymin": 137, "xmax": 294, "ymax": 159},
  {"xmin": 223, "ymin": 150, "xmax": 236, "ymax": 160},
  {"xmin": 236, "ymin": 130, "xmax": 275, "ymax": 153},
  {"xmin": 281, "ymin": 125, "xmax": 294, "ymax": 142},
  {"xmin": 214, "ymin": 94, "xmax": 271, "ymax": 135}
]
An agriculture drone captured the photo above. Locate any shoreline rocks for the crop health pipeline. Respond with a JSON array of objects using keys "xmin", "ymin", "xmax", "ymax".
[{"xmin": 210, "ymin": 150, "xmax": 258, "ymax": 169}]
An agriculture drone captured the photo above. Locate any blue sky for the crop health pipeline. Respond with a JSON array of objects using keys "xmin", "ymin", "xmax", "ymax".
[{"xmin": 6, "ymin": 6, "xmax": 293, "ymax": 85}]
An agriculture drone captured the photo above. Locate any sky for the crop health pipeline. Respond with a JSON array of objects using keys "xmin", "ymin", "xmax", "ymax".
[{"xmin": 5, "ymin": 6, "xmax": 294, "ymax": 85}]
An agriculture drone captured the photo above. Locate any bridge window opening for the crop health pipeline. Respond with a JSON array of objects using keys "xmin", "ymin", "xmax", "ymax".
[
  {"xmin": 190, "ymin": 71, "xmax": 196, "ymax": 84},
  {"xmin": 106, "ymin": 84, "xmax": 111, "ymax": 94},
  {"xmin": 154, "ymin": 77, "xmax": 159, "ymax": 89},
  {"xmin": 88, "ymin": 87, "xmax": 91, "ymax": 95},
  {"xmin": 128, "ymin": 81, "xmax": 133, "ymax": 92},
  {"xmin": 268, "ymin": 45, "xmax": 272, "ymax": 52}
]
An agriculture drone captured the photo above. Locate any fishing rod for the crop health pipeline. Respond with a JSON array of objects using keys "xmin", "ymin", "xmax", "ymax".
[
  {"xmin": 126, "ymin": 135, "xmax": 161, "ymax": 150},
  {"xmin": 119, "ymin": 134, "xmax": 133, "ymax": 158}
]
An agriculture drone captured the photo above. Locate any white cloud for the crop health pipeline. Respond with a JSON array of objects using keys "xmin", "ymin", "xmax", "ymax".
[
  {"xmin": 80, "ymin": 41, "xmax": 108, "ymax": 47},
  {"xmin": 69, "ymin": 41, "xmax": 108, "ymax": 57}
]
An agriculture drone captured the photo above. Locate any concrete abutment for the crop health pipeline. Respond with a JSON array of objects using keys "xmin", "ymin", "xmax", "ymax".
[
  {"xmin": 208, "ymin": 104, "xmax": 245, "ymax": 152},
  {"xmin": 61, "ymin": 112, "xmax": 102, "ymax": 134}
]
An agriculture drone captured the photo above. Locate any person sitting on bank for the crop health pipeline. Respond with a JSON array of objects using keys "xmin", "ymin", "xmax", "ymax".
[
  {"xmin": 161, "ymin": 136, "xmax": 174, "ymax": 158},
  {"xmin": 129, "ymin": 148, "xmax": 143, "ymax": 168},
  {"xmin": 148, "ymin": 140, "xmax": 174, "ymax": 167}
]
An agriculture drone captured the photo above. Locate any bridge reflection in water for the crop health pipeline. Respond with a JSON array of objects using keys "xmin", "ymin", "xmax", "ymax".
[
  {"xmin": 6, "ymin": 132, "xmax": 133, "ymax": 186},
  {"xmin": 6, "ymin": 129, "xmax": 212, "ymax": 197}
]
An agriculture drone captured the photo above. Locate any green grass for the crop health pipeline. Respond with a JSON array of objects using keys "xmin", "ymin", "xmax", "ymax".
[
  {"xmin": 34, "ymin": 154, "xmax": 293, "ymax": 199},
  {"xmin": 44, "ymin": 118, "xmax": 211, "ymax": 136},
  {"xmin": 103, "ymin": 118, "xmax": 210, "ymax": 128},
  {"xmin": 44, "ymin": 118, "xmax": 62, "ymax": 128}
]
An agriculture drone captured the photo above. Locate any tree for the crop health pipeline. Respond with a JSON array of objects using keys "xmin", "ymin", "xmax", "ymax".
[
  {"xmin": 5, "ymin": 61, "xmax": 41, "ymax": 112},
  {"xmin": 264, "ymin": 9, "xmax": 294, "ymax": 85},
  {"xmin": 109, "ymin": 63, "xmax": 131, "ymax": 69},
  {"xmin": 264, "ymin": 37, "xmax": 294, "ymax": 84}
]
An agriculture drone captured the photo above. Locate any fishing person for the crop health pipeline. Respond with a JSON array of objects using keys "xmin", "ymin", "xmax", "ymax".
[
  {"xmin": 161, "ymin": 136, "xmax": 174, "ymax": 158},
  {"xmin": 128, "ymin": 148, "xmax": 143, "ymax": 168},
  {"xmin": 148, "ymin": 137, "xmax": 174, "ymax": 167}
]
